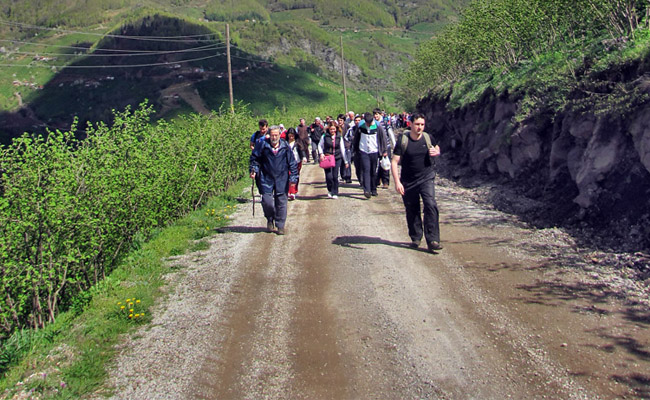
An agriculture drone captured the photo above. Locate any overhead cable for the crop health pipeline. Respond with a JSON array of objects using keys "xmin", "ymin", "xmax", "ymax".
[
  {"xmin": 0, "ymin": 53, "xmax": 223, "ymax": 68},
  {"xmin": 0, "ymin": 20, "xmax": 220, "ymax": 42}
]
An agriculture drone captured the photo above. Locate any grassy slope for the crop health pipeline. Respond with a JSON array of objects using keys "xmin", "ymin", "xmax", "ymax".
[{"xmin": 0, "ymin": 0, "xmax": 465, "ymax": 126}]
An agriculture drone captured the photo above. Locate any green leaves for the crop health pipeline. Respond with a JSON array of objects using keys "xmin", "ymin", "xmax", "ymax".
[
  {"xmin": 0, "ymin": 103, "xmax": 255, "ymax": 339},
  {"xmin": 405, "ymin": 0, "xmax": 650, "ymax": 98}
]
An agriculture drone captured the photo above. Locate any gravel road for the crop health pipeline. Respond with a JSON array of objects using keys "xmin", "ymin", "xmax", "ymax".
[{"xmin": 106, "ymin": 163, "xmax": 650, "ymax": 399}]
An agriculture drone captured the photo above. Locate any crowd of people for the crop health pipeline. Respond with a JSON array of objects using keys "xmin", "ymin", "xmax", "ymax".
[{"xmin": 248, "ymin": 110, "xmax": 442, "ymax": 252}]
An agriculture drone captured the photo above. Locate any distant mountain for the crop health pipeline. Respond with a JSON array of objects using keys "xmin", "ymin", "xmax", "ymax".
[{"xmin": 0, "ymin": 0, "xmax": 467, "ymax": 140}]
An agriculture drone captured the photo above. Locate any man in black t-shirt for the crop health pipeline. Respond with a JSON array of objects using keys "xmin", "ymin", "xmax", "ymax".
[{"xmin": 391, "ymin": 113, "xmax": 443, "ymax": 252}]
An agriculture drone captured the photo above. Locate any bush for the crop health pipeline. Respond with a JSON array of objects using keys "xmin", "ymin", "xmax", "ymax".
[{"xmin": 0, "ymin": 103, "xmax": 254, "ymax": 339}]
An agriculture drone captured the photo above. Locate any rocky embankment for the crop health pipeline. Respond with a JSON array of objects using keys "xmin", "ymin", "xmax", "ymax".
[{"xmin": 419, "ymin": 59, "xmax": 650, "ymax": 252}]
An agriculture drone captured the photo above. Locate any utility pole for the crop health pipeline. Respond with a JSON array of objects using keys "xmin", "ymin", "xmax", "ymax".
[
  {"xmin": 226, "ymin": 23, "xmax": 234, "ymax": 113},
  {"xmin": 340, "ymin": 35, "xmax": 348, "ymax": 113}
]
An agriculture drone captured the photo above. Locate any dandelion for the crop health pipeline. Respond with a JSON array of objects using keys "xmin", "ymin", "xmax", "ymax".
[
  {"xmin": 126, "ymin": 298, "xmax": 131, "ymax": 302},
  {"xmin": 117, "ymin": 302, "xmax": 122, "ymax": 305},
  {"xmin": 136, "ymin": 299, "xmax": 141, "ymax": 304},
  {"xmin": 130, "ymin": 309, "xmax": 134, "ymax": 312},
  {"xmin": 121, "ymin": 306, "xmax": 125, "ymax": 310},
  {"xmin": 128, "ymin": 314, "xmax": 133, "ymax": 318},
  {"xmin": 134, "ymin": 314, "xmax": 140, "ymax": 318}
]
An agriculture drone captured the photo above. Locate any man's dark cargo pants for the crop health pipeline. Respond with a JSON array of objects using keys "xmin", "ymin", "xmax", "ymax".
[{"xmin": 402, "ymin": 178, "xmax": 440, "ymax": 245}]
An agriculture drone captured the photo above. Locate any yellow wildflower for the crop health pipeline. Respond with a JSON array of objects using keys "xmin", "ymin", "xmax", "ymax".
[
  {"xmin": 130, "ymin": 309, "xmax": 134, "ymax": 312},
  {"xmin": 136, "ymin": 299, "xmax": 141, "ymax": 303},
  {"xmin": 128, "ymin": 314, "xmax": 133, "ymax": 318},
  {"xmin": 121, "ymin": 306, "xmax": 125, "ymax": 310}
]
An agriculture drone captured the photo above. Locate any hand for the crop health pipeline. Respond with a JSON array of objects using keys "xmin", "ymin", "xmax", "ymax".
[
  {"xmin": 319, "ymin": 154, "xmax": 324, "ymax": 161},
  {"xmin": 250, "ymin": 172, "xmax": 256, "ymax": 179},
  {"xmin": 395, "ymin": 181, "xmax": 405, "ymax": 196},
  {"xmin": 345, "ymin": 163, "xmax": 349, "ymax": 168},
  {"xmin": 429, "ymin": 145, "xmax": 441, "ymax": 157},
  {"xmin": 382, "ymin": 152, "xmax": 388, "ymax": 157}
]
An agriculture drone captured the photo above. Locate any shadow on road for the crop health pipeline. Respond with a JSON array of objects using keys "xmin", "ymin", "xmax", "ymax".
[
  {"xmin": 332, "ymin": 235, "xmax": 435, "ymax": 254},
  {"xmin": 215, "ymin": 225, "xmax": 269, "ymax": 234}
]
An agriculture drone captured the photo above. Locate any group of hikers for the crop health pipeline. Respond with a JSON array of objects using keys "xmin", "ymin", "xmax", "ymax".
[{"xmin": 248, "ymin": 110, "xmax": 443, "ymax": 253}]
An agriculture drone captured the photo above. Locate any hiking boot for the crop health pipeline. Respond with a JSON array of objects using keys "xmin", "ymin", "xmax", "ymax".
[
  {"xmin": 266, "ymin": 220, "xmax": 275, "ymax": 233},
  {"xmin": 427, "ymin": 241, "xmax": 443, "ymax": 252},
  {"xmin": 276, "ymin": 227, "xmax": 285, "ymax": 235},
  {"xmin": 409, "ymin": 240, "xmax": 421, "ymax": 249},
  {"xmin": 364, "ymin": 191, "xmax": 371, "ymax": 199}
]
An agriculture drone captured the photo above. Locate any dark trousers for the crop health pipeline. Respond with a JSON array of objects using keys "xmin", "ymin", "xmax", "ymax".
[
  {"xmin": 376, "ymin": 161, "xmax": 390, "ymax": 186},
  {"xmin": 325, "ymin": 157, "xmax": 343, "ymax": 195},
  {"xmin": 261, "ymin": 192, "xmax": 288, "ymax": 228},
  {"xmin": 311, "ymin": 141, "xmax": 319, "ymax": 163},
  {"xmin": 299, "ymin": 140, "xmax": 310, "ymax": 162},
  {"xmin": 340, "ymin": 157, "xmax": 351, "ymax": 182},
  {"xmin": 402, "ymin": 179, "xmax": 440, "ymax": 244},
  {"xmin": 352, "ymin": 152, "xmax": 362, "ymax": 185},
  {"xmin": 360, "ymin": 151, "xmax": 379, "ymax": 194}
]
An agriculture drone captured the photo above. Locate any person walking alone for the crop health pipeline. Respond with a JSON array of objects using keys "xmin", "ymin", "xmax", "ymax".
[
  {"xmin": 390, "ymin": 113, "xmax": 443, "ymax": 252},
  {"xmin": 250, "ymin": 125, "xmax": 299, "ymax": 235}
]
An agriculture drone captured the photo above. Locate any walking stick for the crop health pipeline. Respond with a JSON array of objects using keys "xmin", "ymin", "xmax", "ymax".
[{"xmin": 251, "ymin": 178, "xmax": 255, "ymax": 216}]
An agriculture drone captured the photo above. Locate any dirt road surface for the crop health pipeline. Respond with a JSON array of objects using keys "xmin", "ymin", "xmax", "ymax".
[{"xmin": 107, "ymin": 163, "xmax": 650, "ymax": 399}]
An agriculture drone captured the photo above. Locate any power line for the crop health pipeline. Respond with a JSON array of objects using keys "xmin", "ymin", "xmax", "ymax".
[
  {"xmin": 0, "ymin": 39, "xmax": 224, "ymax": 53},
  {"xmin": 0, "ymin": 20, "xmax": 220, "ymax": 42},
  {"xmin": 0, "ymin": 53, "xmax": 224, "ymax": 69},
  {"xmin": 5, "ymin": 44, "xmax": 227, "ymax": 58}
]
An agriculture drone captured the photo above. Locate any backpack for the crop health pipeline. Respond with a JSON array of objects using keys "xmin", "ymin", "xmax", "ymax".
[{"xmin": 400, "ymin": 130, "xmax": 432, "ymax": 151}]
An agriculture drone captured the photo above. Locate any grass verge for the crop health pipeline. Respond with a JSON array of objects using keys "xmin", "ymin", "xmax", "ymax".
[{"xmin": 0, "ymin": 178, "xmax": 250, "ymax": 399}]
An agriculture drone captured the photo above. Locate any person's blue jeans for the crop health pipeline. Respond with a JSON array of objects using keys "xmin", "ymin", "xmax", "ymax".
[
  {"xmin": 261, "ymin": 192, "xmax": 288, "ymax": 228},
  {"xmin": 359, "ymin": 151, "xmax": 378, "ymax": 194}
]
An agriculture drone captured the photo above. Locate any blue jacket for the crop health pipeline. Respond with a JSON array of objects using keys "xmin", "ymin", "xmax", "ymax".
[{"xmin": 250, "ymin": 138, "xmax": 299, "ymax": 194}]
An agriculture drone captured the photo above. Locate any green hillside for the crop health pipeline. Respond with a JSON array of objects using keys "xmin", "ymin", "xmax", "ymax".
[{"xmin": 0, "ymin": 0, "xmax": 467, "ymax": 141}]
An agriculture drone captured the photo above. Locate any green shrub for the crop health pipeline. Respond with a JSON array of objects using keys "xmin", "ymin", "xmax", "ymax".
[{"xmin": 0, "ymin": 102, "xmax": 254, "ymax": 340}]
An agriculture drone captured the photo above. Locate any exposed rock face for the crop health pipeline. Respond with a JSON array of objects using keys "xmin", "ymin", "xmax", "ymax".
[
  {"xmin": 261, "ymin": 37, "xmax": 363, "ymax": 79},
  {"xmin": 419, "ymin": 72, "xmax": 650, "ymax": 248}
]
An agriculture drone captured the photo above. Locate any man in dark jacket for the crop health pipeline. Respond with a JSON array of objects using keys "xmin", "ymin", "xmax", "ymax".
[
  {"xmin": 296, "ymin": 118, "xmax": 310, "ymax": 163},
  {"xmin": 250, "ymin": 125, "xmax": 299, "ymax": 235},
  {"xmin": 390, "ymin": 113, "xmax": 442, "ymax": 252},
  {"xmin": 308, "ymin": 117, "xmax": 324, "ymax": 162}
]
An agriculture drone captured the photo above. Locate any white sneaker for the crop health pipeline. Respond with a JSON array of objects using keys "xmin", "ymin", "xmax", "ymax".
[
  {"xmin": 327, "ymin": 192, "xmax": 333, "ymax": 198},
  {"xmin": 331, "ymin": 195, "xmax": 338, "ymax": 199},
  {"xmin": 302, "ymin": 158, "xmax": 307, "ymax": 163}
]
